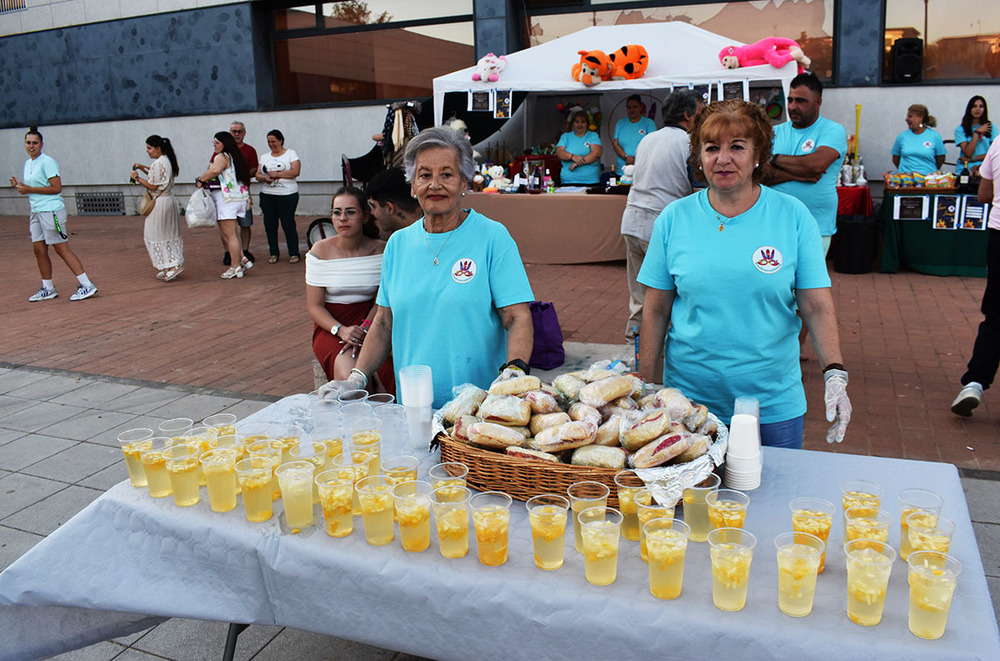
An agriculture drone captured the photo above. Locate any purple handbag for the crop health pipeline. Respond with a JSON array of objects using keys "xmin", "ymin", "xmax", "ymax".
[{"xmin": 529, "ymin": 301, "xmax": 565, "ymax": 370}]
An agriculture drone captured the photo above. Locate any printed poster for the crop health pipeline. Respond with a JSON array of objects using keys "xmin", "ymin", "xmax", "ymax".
[
  {"xmin": 893, "ymin": 195, "xmax": 929, "ymax": 220},
  {"xmin": 494, "ymin": 90, "xmax": 512, "ymax": 119},
  {"xmin": 469, "ymin": 91, "xmax": 492, "ymax": 112},
  {"xmin": 932, "ymin": 195, "xmax": 960, "ymax": 230},
  {"xmin": 960, "ymin": 195, "xmax": 989, "ymax": 230}
]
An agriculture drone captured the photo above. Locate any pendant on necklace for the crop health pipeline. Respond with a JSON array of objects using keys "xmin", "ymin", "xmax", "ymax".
[
  {"xmin": 718, "ymin": 222, "xmax": 724, "ymax": 232},
  {"xmin": 433, "ymin": 257, "xmax": 439, "ymax": 266}
]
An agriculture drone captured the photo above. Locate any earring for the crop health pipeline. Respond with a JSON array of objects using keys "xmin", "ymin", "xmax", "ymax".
[{"xmin": 755, "ymin": 162, "xmax": 759, "ymax": 167}]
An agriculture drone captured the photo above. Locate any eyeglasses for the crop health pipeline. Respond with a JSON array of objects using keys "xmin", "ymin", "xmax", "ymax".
[{"xmin": 231, "ymin": 129, "xmax": 245, "ymax": 134}]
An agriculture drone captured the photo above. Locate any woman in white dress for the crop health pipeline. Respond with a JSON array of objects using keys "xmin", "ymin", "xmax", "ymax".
[{"xmin": 131, "ymin": 135, "xmax": 183, "ymax": 281}]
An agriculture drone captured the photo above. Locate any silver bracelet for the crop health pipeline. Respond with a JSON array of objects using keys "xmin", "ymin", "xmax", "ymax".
[{"xmin": 349, "ymin": 368, "xmax": 368, "ymax": 388}]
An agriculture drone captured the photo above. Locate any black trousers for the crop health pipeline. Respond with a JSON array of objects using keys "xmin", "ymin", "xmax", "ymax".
[
  {"xmin": 962, "ymin": 228, "xmax": 1000, "ymax": 389},
  {"xmin": 259, "ymin": 192, "xmax": 300, "ymax": 258}
]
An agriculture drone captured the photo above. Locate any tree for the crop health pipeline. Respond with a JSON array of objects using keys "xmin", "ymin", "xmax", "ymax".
[{"xmin": 329, "ymin": 0, "xmax": 391, "ymax": 25}]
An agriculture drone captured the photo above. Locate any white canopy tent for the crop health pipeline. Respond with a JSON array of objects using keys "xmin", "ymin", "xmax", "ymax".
[{"xmin": 433, "ymin": 22, "xmax": 797, "ymax": 161}]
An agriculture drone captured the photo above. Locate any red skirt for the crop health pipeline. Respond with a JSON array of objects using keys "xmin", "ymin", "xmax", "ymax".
[{"xmin": 312, "ymin": 300, "xmax": 396, "ymax": 395}]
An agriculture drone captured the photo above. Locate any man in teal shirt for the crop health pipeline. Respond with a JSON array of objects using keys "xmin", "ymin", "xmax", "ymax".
[{"xmin": 765, "ymin": 72, "xmax": 847, "ymax": 257}]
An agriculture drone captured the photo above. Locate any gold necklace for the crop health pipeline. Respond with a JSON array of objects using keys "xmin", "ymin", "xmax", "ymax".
[
  {"xmin": 715, "ymin": 210, "xmax": 726, "ymax": 232},
  {"xmin": 423, "ymin": 213, "xmax": 465, "ymax": 265}
]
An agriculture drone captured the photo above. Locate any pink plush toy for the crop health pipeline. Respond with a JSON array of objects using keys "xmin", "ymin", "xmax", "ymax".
[
  {"xmin": 472, "ymin": 53, "xmax": 507, "ymax": 83},
  {"xmin": 719, "ymin": 37, "xmax": 811, "ymax": 74}
]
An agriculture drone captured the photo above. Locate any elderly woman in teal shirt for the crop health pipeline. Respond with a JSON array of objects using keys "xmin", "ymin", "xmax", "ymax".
[{"xmin": 555, "ymin": 111, "xmax": 603, "ymax": 186}]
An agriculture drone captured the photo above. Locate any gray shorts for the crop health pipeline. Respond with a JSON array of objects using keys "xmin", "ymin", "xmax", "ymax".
[
  {"xmin": 238, "ymin": 207, "xmax": 253, "ymax": 228},
  {"xmin": 29, "ymin": 209, "xmax": 69, "ymax": 244}
]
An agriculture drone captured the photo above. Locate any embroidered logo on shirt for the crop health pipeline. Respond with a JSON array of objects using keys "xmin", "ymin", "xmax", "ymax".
[
  {"xmin": 753, "ymin": 246, "xmax": 782, "ymax": 274},
  {"xmin": 584, "ymin": 142, "xmax": 592, "ymax": 147},
  {"xmin": 923, "ymin": 141, "xmax": 933, "ymax": 149},
  {"xmin": 638, "ymin": 129, "xmax": 647, "ymax": 136},
  {"xmin": 801, "ymin": 139, "xmax": 815, "ymax": 152},
  {"xmin": 452, "ymin": 258, "xmax": 477, "ymax": 283}
]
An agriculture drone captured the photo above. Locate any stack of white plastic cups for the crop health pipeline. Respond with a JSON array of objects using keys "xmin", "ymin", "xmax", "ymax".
[
  {"xmin": 398, "ymin": 365, "xmax": 434, "ymax": 452},
  {"xmin": 374, "ymin": 403, "xmax": 408, "ymax": 456},
  {"xmin": 724, "ymin": 396, "xmax": 761, "ymax": 490},
  {"xmin": 310, "ymin": 396, "xmax": 342, "ymax": 443}
]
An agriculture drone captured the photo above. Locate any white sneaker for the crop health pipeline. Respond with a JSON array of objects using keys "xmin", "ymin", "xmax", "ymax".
[
  {"xmin": 28, "ymin": 286, "xmax": 57, "ymax": 302},
  {"xmin": 70, "ymin": 283, "xmax": 98, "ymax": 301},
  {"xmin": 951, "ymin": 382, "xmax": 983, "ymax": 417}
]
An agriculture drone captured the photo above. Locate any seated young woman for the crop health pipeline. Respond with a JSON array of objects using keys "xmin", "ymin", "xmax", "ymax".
[{"xmin": 306, "ymin": 186, "xmax": 395, "ymax": 394}]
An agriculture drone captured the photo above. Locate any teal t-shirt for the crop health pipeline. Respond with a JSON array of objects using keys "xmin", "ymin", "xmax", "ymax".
[
  {"xmin": 637, "ymin": 186, "xmax": 830, "ymax": 424},
  {"xmin": 771, "ymin": 116, "xmax": 847, "ymax": 237},
  {"xmin": 376, "ymin": 210, "xmax": 534, "ymax": 408},
  {"xmin": 556, "ymin": 130, "xmax": 602, "ymax": 184},
  {"xmin": 891, "ymin": 128, "xmax": 946, "ymax": 174},
  {"xmin": 613, "ymin": 116, "xmax": 657, "ymax": 175},
  {"xmin": 954, "ymin": 123, "xmax": 995, "ymax": 172},
  {"xmin": 23, "ymin": 153, "xmax": 65, "ymax": 212}
]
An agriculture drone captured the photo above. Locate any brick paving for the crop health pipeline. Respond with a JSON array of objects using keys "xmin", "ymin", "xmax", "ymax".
[{"xmin": 1, "ymin": 213, "xmax": 995, "ymax": 472}]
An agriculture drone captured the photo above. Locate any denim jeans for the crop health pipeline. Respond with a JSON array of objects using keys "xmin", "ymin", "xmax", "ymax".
[{"xmin": 760, "ymin": 415, "xmax": 804, "ymax": 449}]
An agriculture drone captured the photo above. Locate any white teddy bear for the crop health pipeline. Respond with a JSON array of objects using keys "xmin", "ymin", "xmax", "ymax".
[
  {"xmin": 486, "ymin": 164, "xmax": 511, "ymax": 189},
  {"xmin": 472, "ymin": 53, "xmax": 507, "ymax": 83},
  {"xmin": 620, "ymin": 164, "xmax": 635, "ymax": 185}
]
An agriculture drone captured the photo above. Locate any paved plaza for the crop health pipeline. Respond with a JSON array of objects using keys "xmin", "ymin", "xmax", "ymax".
[{"xmin": 0, "ymin": 213, "xmax": 998, "ymax": 658}]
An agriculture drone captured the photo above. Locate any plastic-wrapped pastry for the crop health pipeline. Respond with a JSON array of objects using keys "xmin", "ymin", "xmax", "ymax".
[
  {"xmin": 534, "ymin": 421, "xmax": 597, "ymax": 452},
  {"xmin": 529, "ymin": 411, "xmax": 572, "ymax": 436},
  {"xmin": 571, "ymin": 445, "xmax": 627, "ymax": 469},
  {"xmin": 580, "ymin": 376, "xmax": 633, "ymax": 408},
  {"xmin": 672, "ymin": 433, "xmax": 711, "ymax": 463},
  {"xmin": 624, "ymin": 374, "xmax": 645, "ymax": 400},
  {"xmin": 594, "ymin": 415, "xmax": 622, "ymax": 446},
  {"xmin": 655, "ymin": 388, "xmax": 695, "ymax": 422},
  {"xmin": 440, "ymin": 385, "xmax": 488, "ymax": 424},
  {"xmin": 575, "ymin": 368, "xmax": 620, "ymax": 383},
  {"xmin": 599, "ymin": 396, "xmax": 638, "ymax": 421},
  {"xmin": 637, "ymin": 393, "xmax": 660, "ymax": 410},
  {"xmin": 451, "ymin": 414, "xmax": 480, "ymax": 442},
  {"xmin": 682, "ymin": 404, "xmax": 709, "ymax": 431},
  {"xmin": 553, "ymin": 374, "xmax": 586, "ymax": 401},
  {"xmin": 620, "ymin": 408, "xmax": 674, "ymax": 451},
  {"xmin": 466, "ymin": 422, "xmax": 526, "ymax": 449},
  {"xmin": 489, "ymin": 374, "xmax": 542, "ymax": 396},
  {"xmin": 477, "ymin": 394, "xmax": 532, "ymax": 426},
  {"xmin": 568, "ymin": 402, "xmax": 602, "ymax": 428},
  {"xmin": 631, "ymin": 432, "xmax": 691, "ymax": 468},
  {"xmin": 506, "ymin": 447, "xmax": 561, "ymax": 463},
  {"xmin": 525, "ymin": 389, "xmax": 561, "ymax": 414}
]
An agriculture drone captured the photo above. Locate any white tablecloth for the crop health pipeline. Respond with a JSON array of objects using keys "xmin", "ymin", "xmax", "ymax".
[{"xmin": 1, "ymin": 395, "xmax": 998, "ymax": 660}]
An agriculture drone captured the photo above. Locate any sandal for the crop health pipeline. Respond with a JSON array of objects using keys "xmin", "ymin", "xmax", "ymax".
[
  {"xmin": 221, "ymin": 266, "xmax": 244, "ymax": 279},
  {"xmin": 289, "ymin": 255, "xmax": 301, "ymax": 264},
  {"xmin": 241, "ymin": 257, "xmax": 253, "ymax": 271},
  {"xmin": 268, "ymin": 256, "xmax": 278, "ymax": 264},
  {"xmin": 155, "ymin": 270, "xmax": 167, "ymax": 280},
  {"xmin": 163, "ymin": 266, "xmax": 184, "ymax": 281}
]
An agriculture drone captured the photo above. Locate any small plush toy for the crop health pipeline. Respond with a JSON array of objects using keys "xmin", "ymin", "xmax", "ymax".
[
  {"xmin": 719, "ymin": 37, "xmax": 811, "ymax": 74},
  {"xmin": 608, "ymin": 45, "xmax": 649, "ymax": 80},
  {"xmin": 571, "ymin": 50, "xmax": 614, "ymax": 86},
  {"xmin": 472, "ymin": 53, "xmax": 507, "ymax": 82},
  {"xmin": 486, "ymin": 164, "xmax": 510, "ymax": 189},
  {"xmin": 620, "ymin": 164, "xmax": 635, "ymax": 185}
]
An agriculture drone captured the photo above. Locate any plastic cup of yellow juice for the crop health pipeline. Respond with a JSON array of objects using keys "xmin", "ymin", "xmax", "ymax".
[
  {"xmin": 908, "ymin": 512, "xmax": 955, "ymax": 555},
  {"xmin": 708, "ymin": 527, "xmax": 756, "ymax": 611},
  {"xmin": 235, "ymin": 421, "xmax": 270, "ymax": 449},
  {"xmin": 775, "ymin": 531, "xmax": 824, "ymax": 617},
  {"xmin": 235, "ymin": 456, "xmax": 275, "ymax": 523},
  {"xmin": 908, "ymin": 550, "xmax": 962, "ymax": 640},
  {"xmin": 176, "ymin": 425, "xmax": 218, "ymax": 487},
  {"xmin": 268, "ymin": 423, "xmax": 302, "ymax": 465},
  {"xmin": 332, "ymin": 449, "xmax": 370, "ymax": 516},
  {"xmin": 841, "ymin": 479, "xmax": 883, "ymax": 532},
  {"xmin": 157, "ymin": 417, "xmax": 193, "ymax": 438},
  {"xmin": 432, "ymin": 485, "xmax": 471, "ymax": 559},
  {"xmin": 527, "ymin": 494, "xmax": 569, "ymax": 571},
  {"xmin": 200, "ymin": 448, "xmax": 238, "ymax": 513},
  {"xmin": 644, "ymin": 518, "xmax": 691, "ymax": 600},
  {"xmin": 635, "ymin": 488, "xmax": 676, "ymax": 563},
  {"xmin": 707, "ymin": 489, "xmax": 750, "ymax": 531},
  {"xmin": 209, "ymin": 433, "xmax": 244, "ymax": 494},
  {"xmin": 899, "ymin": 488, "xmax": 944, "ymax": 561},
  {"xmin": 613, "ymin": 470, "xmax": 645, "ymax": 542},
  {"xmin": 383, "ymin": 455, "xmax": 419, "ymax": 493},
  {"xmin": 164, "ymin": 443, "xmax": 201, "ymax": 507},
  {"xmin": 201, "ymin": 413, "xmax": 237, "ymax": 437},
  {"xmin": 246, "ymin": 439, "xmax": 284, "ymax": 501},
  {"xmin": 790, "ymin": 497, "xmax": 835, "ymax": 573},
  {"xmin": 349, "ymin": 417, "xmax": 382, "ymax": 476},
  {"xmin": 683, "ymin": 473, "xmax": 721, "ymax": 542},
  {"xmin": 472, "ymin": 491, "xmax": 512, "ymax": 567},
  {"xmin": 315, "ymin": 468, "xmax": 355, "ymax": 537},
  {"xmin": 357, "ymin": 474, "xmax": 396, "ymax": 545},
  {"xmin": 394, "ymin": 480, "xmax": 432, "ymax": 552},
  {"xmin": 275, "ymin": 460, "xmax": 316, "ymax": 531},
  {"xmin": 844, "ymin": 539, "xmax": 897, "ymax": 626},
  {"xmin": 289, "ymin": 441, "xmax": 328, "ymax": 503},
  {"xmin": 429, "ymin": 462, "xmax": 468, "ymax": 503},
  {"xmin": 118, "ymin": 427, "xmax": 153, "ymax": 487},
  {"xmin": 844, "ymin": 505, "xmax": 892, "ymax": 545},
  {"xmin": 568, "ymin": 481, "xmax": 610, "ymax": 554},
  {"xmin": 579, "ymin": 506, "xmax": 623, "ymax": 586},
  {"xmin": 139, "ymin": 437, "xmax": 173, "ymax": 498}
]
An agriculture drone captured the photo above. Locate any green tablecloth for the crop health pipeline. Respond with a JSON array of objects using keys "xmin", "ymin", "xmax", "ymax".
[{"xmin": 880, "ymin": 190, "xmax": 988, "ymax": 277}]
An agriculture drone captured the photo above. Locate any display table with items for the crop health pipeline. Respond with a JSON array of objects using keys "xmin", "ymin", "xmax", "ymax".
[
  {"xmin": 880, "ymin": 188, "xmax": 989, "ymax": 276},
  {"xmin": 464, "ymin": 192, "xmax": 626, "ymax": 264},
  {"xmin": 1, "ymin": 392, "xmax": 998, "ymax": 661}
]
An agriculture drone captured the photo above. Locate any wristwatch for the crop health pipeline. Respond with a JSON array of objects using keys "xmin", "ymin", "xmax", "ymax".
[
  {"xmin": 769, "ymin": 153, "xmax": 780, "ymax": 168},
  {"xmin": 331, "ymin": 324, "xmax": 342, "ymax": 337},
  {"xmin": 500, "ymin": 358, "xmax": 531, "ymax": 375}
]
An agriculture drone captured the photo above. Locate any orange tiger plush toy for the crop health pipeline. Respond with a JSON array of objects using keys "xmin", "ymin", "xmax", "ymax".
[
  {"xmin": 608, "ymin": 44, "xmax": 648, "ymax": 80},
  {"xmin": 571, "ymin": 49, "xmax": 614, "ymax": 86}
]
